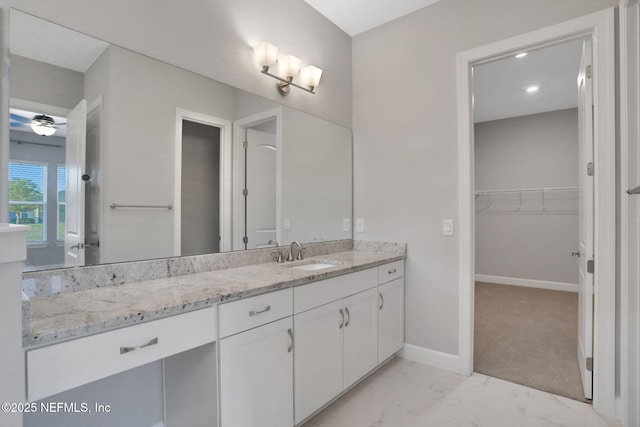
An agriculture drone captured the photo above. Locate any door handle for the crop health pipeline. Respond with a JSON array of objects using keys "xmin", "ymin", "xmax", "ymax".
[
  {"xmin": 344, "ymin": 307, "xmax": 350, "ymax": 327},
  {"xmin": 70, "ymin": 243, "xmax": 85, "ymax": 250},
  {"xmin": 571, "ymin": 250, "xmax": 581, "ymax": 257},
  {"xmin": 338, "ymin": 308, "xmax": 344, "ymax": 329},
  {"xmin": 379, "ymin": 294, "xmax": 385, "ymax": 310}
]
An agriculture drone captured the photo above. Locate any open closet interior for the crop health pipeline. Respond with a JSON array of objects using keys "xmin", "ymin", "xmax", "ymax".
[{"xmin": 472, "ymin": 39, "xmax": 589, "ymax": 403}]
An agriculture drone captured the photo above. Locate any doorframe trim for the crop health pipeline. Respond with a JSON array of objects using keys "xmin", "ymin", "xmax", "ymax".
[
  {"xmin": 232, "ymin": 107, "xmax": 282, "ymax": 251},
  {"xmin": 173, "ymin": 109, "xmax": 232, "ymax": 255},
  {"xmin": 456, "ymin": 8, "xmax": 616, "ymax": 417}
]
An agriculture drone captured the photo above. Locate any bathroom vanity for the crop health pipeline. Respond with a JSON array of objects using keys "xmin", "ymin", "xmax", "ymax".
[{"xmin": 21, "ymin": 241, "xmax": 405, "ymax": 427}]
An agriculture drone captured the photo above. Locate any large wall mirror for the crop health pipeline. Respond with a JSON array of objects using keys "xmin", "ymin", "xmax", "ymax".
[{"xmin": 8, "ymin": 9, "xmax": 353, "ymax": 271}]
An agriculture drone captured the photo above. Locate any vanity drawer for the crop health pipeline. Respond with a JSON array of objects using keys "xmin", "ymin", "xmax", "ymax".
[
  {"xmin": 378, "ymin": 261, "xmax": 404, "ymax": 284},
  {"xmin": 294, "ymin": 268, "xmax": 378, "ymax": 314},
  {"xmin": 219, "ymin": 288, "xmax": 293, "ymax": 338},
  {"xmin": 27, "ymin": 307, "xmax": 217, "ymax": 402}
]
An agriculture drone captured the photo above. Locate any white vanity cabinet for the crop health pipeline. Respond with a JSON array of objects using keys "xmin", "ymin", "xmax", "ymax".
[
  {"xmin": 218, "ymin": 288, "xmax": 294, "ymax": 427},
  {"xmin": 293, "ymin": 269, "xmax": 379, "ymax": 424},
  {"xmin": 377, "ymin": 261, "xmax": 405, "ymax": 362}
]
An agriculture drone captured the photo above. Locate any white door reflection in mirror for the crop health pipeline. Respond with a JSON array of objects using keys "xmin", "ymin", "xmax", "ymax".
[
  {"xmin": 245, "ymin": 125, "xmax": 278, "ymax": 249},
  {"xmin": 64, "ymin": 99, "xmax": 87, "ymax": 267},
  {"xmin": 233, "ymin": 109, "xmax": 281, "ymax": 251}
]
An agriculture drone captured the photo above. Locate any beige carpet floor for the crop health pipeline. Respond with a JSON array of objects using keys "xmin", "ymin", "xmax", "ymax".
[{"xmin": 474, "ymin": 282, "xmax": 589, "ymax": 403}]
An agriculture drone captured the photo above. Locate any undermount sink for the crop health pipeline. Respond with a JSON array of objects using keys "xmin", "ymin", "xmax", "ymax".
[{"xmin": 288, "ymin": 260, "xmax": 341, "ymax": 271}]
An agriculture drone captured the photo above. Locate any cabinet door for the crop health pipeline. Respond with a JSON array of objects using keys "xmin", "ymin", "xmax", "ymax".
[
  {"xmin": 294, "ymin": 300, "xmax": 344, "ymax": 424},
  {"xmin": 219, "ymin": 317, "xmax": 294, "ymax": 427},
  {"xmin": 343, "ymin": 288, "xmax": 379, "ymax": 389},
  {"xmin": 378, "ymin": 278, "xmax": 405, "ymax": 362}
]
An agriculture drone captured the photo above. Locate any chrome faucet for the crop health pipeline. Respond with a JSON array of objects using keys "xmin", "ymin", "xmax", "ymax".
[
  {"xmin": 287, "ymin": 241, "xmax": 304, "ymax": 261},
  {"xmin": 269, "ymin": 240, "xmax": 284, "ymax": 263}
]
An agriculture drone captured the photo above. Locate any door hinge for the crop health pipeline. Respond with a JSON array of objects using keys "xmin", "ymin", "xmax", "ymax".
[
  {"xmin": 242, "ymin": 236, "xmax": 248, "ymax": 244},
  {"xmin": 587, "ymin": 162, "xmax": 594, "ymax": 177},
  {"xmin": 243, "ymin": 140, "xmax": 248, "ymax": 149},
  {"xmin": 586, "ymin": 65, "xmax": 592, "ymax": 79},
  {"xmin": 587, "ymin": 259, "xmax": 594, "ymax": 274},
  {"xmin": 586, "ymin": 357, "xmax": 593, "ymax": 372},
  {"xmin": 243, "ymin": 188, "xmax": 248, "ymax": 197}
]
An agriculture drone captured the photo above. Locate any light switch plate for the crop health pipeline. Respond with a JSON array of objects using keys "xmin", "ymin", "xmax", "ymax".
[
  {"xmin": 356, "ymin": 218, "xmax": 365, "ymax": 233},
  {"xmin": 443, "ymin": 219, "xmax": 454, "ymax": 236},
  {"xmin": 283, "ymin": 218, "xmax": 290, "ymax": 230},
  {"xmin": 342, "ymin": 218, "xmax": 351, "ymax": 232}
]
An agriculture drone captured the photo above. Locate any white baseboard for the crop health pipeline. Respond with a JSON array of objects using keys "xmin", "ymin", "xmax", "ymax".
[
  {"xmin": 475, "ymin": 274, "xmax": 579, "ymax": 293},
  {"xmin": 150, "ymin": 422, "xmax": 165, "ymax": 427},
  {"xmin": 398, "ymin": 344, "xmax": 464, "ymax": 375}
]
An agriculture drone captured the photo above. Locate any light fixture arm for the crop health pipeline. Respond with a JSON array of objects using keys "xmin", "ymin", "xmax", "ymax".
[{"xmin": 261, "ymin": 66, "xmax": 316, "ymax": 95}]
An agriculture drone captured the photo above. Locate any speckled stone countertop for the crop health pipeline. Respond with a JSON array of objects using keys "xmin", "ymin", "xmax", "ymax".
[{"xmin": 24, "ymin": 241, "xmax": 405, "ymax": 349}]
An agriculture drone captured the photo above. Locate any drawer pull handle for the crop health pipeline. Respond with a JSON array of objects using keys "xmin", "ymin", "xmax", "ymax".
[
  {"xmin": 287, "ymin": 328, "xmax": 294, "ymax": 353},
  {"xmin": 379, "ymin": 294, "xmax": 385, "ymax": 310},
  {"xmin": 344, "ymin": 307, "xmax": 351, "ymax": 327},
  {"xmin": 338, "ymin": 308, "xmax": 344, "ymax": 329},
  {"xmin": 120, "ymin": 337, "xmax": 159, "ymax": 355},
  {"xmin": 249, "ymin": 305, "xmax": 271, "ymax": 316},
  {"xmin": 388, "ymin": 268, "xmax": 397, "ymax": 275}
]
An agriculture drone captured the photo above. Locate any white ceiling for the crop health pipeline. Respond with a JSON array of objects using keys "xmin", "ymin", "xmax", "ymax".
[
  {"xmin": 303, "ymin": 0, "xmax": 441, "ymax": 36},
  {"xmin": 10, "ymin": 9, "xmax": 109, "ymax": 73},
  {"xmin": 473, "ymin": 39, "xmax": 584, "ymax": 123}
]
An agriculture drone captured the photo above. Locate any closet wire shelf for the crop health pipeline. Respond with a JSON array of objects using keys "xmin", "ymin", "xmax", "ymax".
[{"xmin": 475, "ymin": 187, "xmax": 578, "ymax": 214}]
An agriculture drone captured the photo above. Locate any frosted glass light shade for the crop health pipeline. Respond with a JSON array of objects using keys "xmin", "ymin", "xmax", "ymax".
[
  {"xmin": 279, "ymin": 55, "xmax": 301, "ymax": 80},
  {"xmin": 300, "ymin": 65, "xmax": 323, "ymax": 90},
  {"xmin": 31, "ymin": 124, "xmax": 56, "ymax": 136},
  {"xmin": 254, "ymin": 42, "xmax": 278, "ymax": 69}
]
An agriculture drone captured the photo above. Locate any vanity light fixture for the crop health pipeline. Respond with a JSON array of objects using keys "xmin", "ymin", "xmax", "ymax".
[
  {"xmin": 30, "ymin": 115, "xmax": 57, "ymax": 136},
  {"xmin": 253, "ymin": 42, "xmax": 323, "ymax": 95}
]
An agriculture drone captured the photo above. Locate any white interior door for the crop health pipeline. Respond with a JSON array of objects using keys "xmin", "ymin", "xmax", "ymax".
[
  {"xmin": 245, "ymin": 127, "xmax": 277, "ymax": 249},
  {"xmin": 64, "ymin": 99, "xmax": 87, "ymax": 266},
  {"xmin": 577, "ymin": 39, "xmax": 594, "ymax": 400}
]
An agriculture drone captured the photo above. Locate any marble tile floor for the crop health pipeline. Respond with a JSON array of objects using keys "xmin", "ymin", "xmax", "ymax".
[{"xmin": 304, "ymin": 357, "xmax": 619, "ymax": 427}]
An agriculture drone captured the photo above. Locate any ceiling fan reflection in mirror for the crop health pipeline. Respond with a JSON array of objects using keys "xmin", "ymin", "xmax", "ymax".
[{"xmin": 10, "ymin": 109, "xmax": 67, "ymax": 137}]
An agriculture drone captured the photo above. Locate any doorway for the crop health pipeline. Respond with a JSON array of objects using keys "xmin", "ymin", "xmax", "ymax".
[
  {"xmin": 173, "ymin": 109, "xmax": 232, "ymax": 256},
  {"xmin": 471, "ymin": 40, "xmax": 587, "ymax": 402},
  {"xmin": 456, "ymin": 8, "xmax": 616, "ymax": 417}
]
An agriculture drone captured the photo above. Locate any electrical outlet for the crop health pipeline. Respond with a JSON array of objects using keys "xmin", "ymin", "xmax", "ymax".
[
  {"xmin": 283, "ymin": 218, "xmax": 290, "ymax": 230},
  {"xmin": 342, "ymin": 218, "xmax": 351, "ymax": 232},
  {"xmin": 356, "ymin": 218, "xmax": 365, "ymax": 233},
  {"xmin": 442, "ymin": 219, "xmax": 454, "ymax": 236}
]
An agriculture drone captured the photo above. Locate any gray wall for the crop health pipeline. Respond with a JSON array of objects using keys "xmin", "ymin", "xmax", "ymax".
[
  {"xmin": 181, "ymin": 120, "xmax": 221, "ymax": 256},
  {"xmin": 0, "ymin": 0, "xmax": 352, "ymax": 128},
  {"xmin": 352, "ymin": 0, "xmax": 618, "ymax": 355},
  {"xmin": 96, "ymin": 45, "xmax": 235, "ymax": 263},
  {"xmin": 475, "ymin": 109, "xmax": 579, "ymax": 285},
  {"xmin": 10, "ymin": 54, "xmax": 83, "ymax": 109}
]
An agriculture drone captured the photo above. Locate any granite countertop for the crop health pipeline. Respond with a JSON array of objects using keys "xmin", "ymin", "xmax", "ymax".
[{"xmin": 25, "ymin": 248, "xmax": 404, "ymax": 349}]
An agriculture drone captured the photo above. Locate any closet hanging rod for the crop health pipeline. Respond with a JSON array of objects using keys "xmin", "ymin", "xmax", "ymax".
[
  {"xmin": 110, "ymin": 203, "xmax": 173, "ymax": 210},
  {"xmin": 628, "ymin": 185, "xmax": 640, "ymax": 195},
  {"xmin": 475, "ymin": 186, "xmax": 578, "ymax": 195}
]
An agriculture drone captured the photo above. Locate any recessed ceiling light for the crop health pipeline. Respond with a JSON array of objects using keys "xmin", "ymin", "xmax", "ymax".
[
  {"xmin": 515, "ymin": 52, "xmax": 528, "ymax": 58},
  {"xmin": 526, "ymin": 85, "xmax": 539, "ymax": 93}
]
